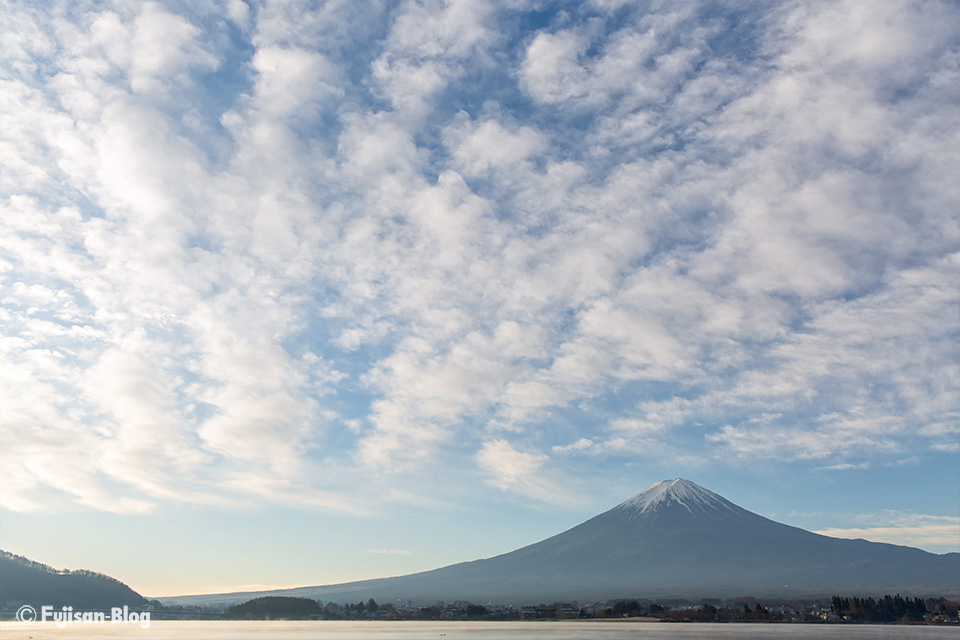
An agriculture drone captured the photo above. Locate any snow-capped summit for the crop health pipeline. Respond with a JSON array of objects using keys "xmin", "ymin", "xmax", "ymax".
[{"xmin": 616, "ymin": 478, "xmax": 727, "ymax": 514}]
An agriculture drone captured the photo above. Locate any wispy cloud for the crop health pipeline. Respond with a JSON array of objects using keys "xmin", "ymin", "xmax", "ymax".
[
  {"xmin": 816, "ymin": 512, "xmax": 960, "ymax": 553},
  {"xmin": 814, "ymin": 462, "xmax": 870, "ymax": 472}
]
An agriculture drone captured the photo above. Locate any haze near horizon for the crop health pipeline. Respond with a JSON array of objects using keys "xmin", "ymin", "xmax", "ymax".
[{"xmin": 1, "ymin": 0, "xmax": 958, "ymax": 597}]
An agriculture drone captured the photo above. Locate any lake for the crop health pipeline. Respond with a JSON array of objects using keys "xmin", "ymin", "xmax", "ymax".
[{"xmin": 1, "ymin": 620, "xmax": 956, "ymax": 640}]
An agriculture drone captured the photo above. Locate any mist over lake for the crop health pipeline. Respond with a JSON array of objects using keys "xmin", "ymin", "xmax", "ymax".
[{"xmin": 2, "ymin": 621, "xmax": 958, "ymax": 640}]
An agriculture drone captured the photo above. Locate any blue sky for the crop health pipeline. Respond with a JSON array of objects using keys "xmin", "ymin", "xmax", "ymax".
[{"xmin": 1, "ymin": 0, "xmax": 958, "ymax": 597}]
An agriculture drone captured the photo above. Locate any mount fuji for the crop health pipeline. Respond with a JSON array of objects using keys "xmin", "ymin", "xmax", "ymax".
[{"xmin": 165, "ymin": 479, "xmax": 959, "ymax": 605}]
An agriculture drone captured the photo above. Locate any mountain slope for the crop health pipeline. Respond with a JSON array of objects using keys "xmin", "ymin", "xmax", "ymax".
[
  {"xmin": 163, "ymin": 479, "xmax": 960, "ymax": 605},
  {"xmin": 0, "ymin": 550, "xmax": 147, "ymax": 608}
]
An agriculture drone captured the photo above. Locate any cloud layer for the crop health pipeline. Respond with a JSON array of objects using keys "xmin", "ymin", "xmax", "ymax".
[
  {"xmin": 2, "ymin": 0, "xmax": 958, "ymax": 519},
  {"xmin": 817, "ymin": 512, "xmax": 960, "ymax": 550}
]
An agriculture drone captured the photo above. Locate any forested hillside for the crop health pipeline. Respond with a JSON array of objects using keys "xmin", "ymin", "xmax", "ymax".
[{"xmin": 0, "ymin": 550, "xmax": 146, "ymax": 608}]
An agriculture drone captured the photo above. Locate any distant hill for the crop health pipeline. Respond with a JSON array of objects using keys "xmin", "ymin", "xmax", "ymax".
[
  {"xmin": 163, "ymin": 479, "xmax": 960, "ymax": 606},
  {"xmin": 0, "ymin": 550, "xmax": 147, "ymax": 608}
]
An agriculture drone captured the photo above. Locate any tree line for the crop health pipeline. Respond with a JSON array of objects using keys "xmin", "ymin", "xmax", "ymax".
[
  {"xmin": 216, "ymin": 593, "xmax": 959, "ymax": 623},
  {"xmin": 831, "ymin": 594, "xmax": 927, "ymax": 623}
]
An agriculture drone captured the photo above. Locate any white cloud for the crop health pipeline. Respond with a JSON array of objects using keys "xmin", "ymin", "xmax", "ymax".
[
  {"xmin": 252, "ymin": 46, "xmax": 341, "ymax": 116},
  {"xmin": 519, "ymin": 5, "xmax": 711, "ymax": 112},
  {"xmin": 129, "ymin": 2, "xmax": 220, "ymax": 95},
  {"xmin": 814, "ymin": 462, "xmax": 870, "ymax": 471},
  {"xmin": 552, "ymin": 438, "xmax": 595, "ymax": 454},
  {"xmin": 370, "ymin": 0, "xmax": 495, "ymax": 121},
  {"xmin": 475, "ymin": 439, "xmax": 590, "ymax": 509},
  {"xmin": 609, "ymin": 419, "xmax": 667, "ymax": 436},
  {"xmin": 477, "ymin": 440, "xmax": 547, "ymax": 492},
  {"xmin": 444, "ymin": 117, "xmax": 546, "ymax": 177},
  {"xmin": 519, "ymin": 31, "xmax": 589, "ymax": 104},
  {"xmin": 226, "ymin": 0, "xmax": 250, "ymax": 30},
  {"xmin": 816, "ymin": 512, "xmax": 960, "ymax": 552},
  {"xmin": 931, "ymin": 442, "xmax": 960, "ymax": 453}
]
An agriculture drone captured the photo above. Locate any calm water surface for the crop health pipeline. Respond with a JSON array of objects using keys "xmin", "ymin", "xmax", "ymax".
[{"xmin": 1, "ymin": 620, "xmax": 955, "ymax": 640}]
